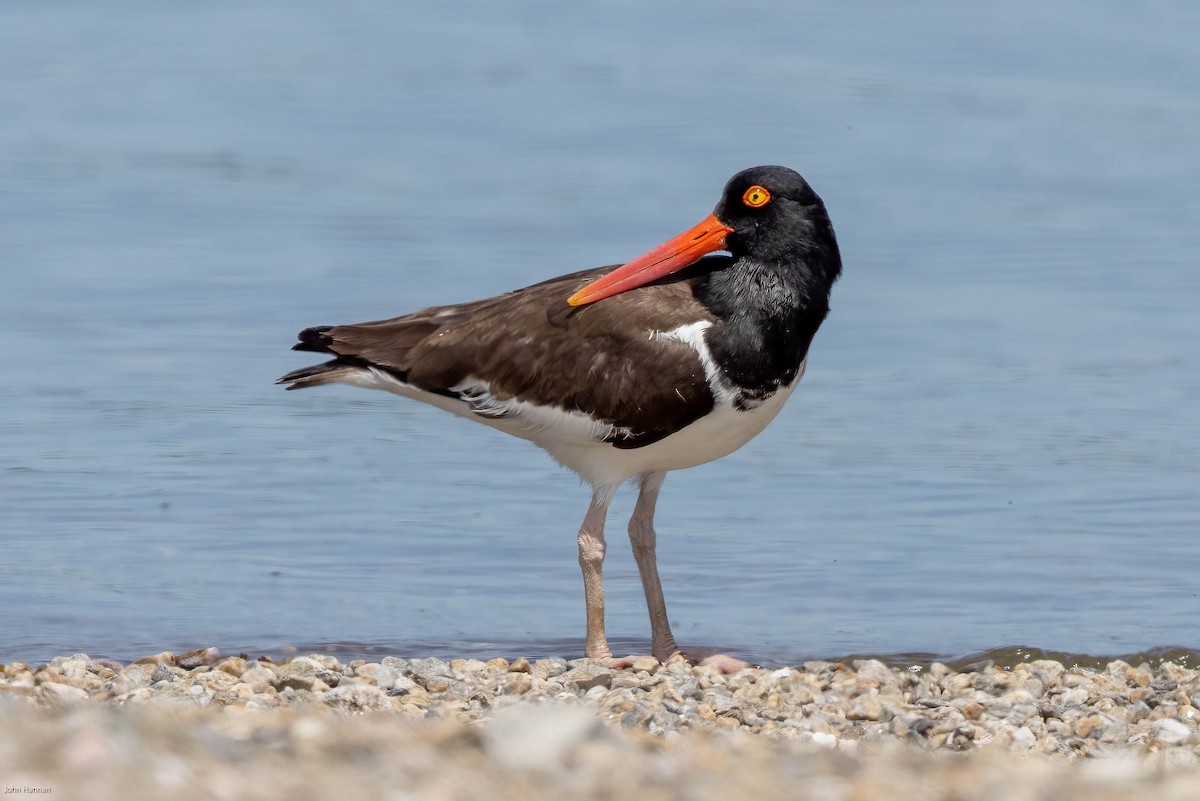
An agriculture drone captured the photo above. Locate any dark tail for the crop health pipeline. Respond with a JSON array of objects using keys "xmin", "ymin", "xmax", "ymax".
[
  {"xmin": 277, "ymin": 359, "xmax": 368, "ymax": 390},
  {"xmin": 279, "ymin": 325, "xmax": 365, "ymax": 389},
  {"xmin": 291, "ymin": 325, "xmax": 336, "ymax": 354}
]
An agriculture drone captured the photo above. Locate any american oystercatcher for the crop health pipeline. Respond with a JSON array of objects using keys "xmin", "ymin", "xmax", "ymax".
[{"xmin": 280, "ymin": 165, "xmax": 842, "ymax": 668}]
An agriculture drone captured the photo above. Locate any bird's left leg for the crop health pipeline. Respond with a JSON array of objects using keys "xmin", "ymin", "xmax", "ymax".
[
  {"xmin": 627, "ymin": 471, "xmax": 681, "ymax": 663},
  {"xmin": 627, "ymin": 471, "xmax": 750, "ymax": 673}
]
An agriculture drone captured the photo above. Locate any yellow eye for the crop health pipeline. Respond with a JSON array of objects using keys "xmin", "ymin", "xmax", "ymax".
[{"xmin": 742, "ymin": 185, "xmax": 771, "ymax": 208}]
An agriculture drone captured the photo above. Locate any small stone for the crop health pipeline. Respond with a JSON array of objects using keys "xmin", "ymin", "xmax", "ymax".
[
  {"xmin": 240, "ymin": 666, "xmax": 276, "ymax": 693},
  {"xmin": 852, "ymin": 660, "xmax": 896, "ymax": 688},
  {"xmin": 703, "ymin": 689, "xmax": 737, "ymax": 716},
  {"xmin": 150, "ymin": 666, "xmax": 175, "ymax": 684},
  {"xmin": 504, "ymin": 674, "xmax": 533, "ymax": 694},
  {"xmin": 271, "ymin": 656, "xmax": 323, "ymax": 691},
  {"xmin": 306, "ymin": 654, "xmax": 343, "ymax": 671},
  {"xmin": 354, "ymin": 663, "xmax": 397, "ymax": 691},
  {"xmin": 1074, "ymin": 714, "xmax": 1106, "ymax": 738},
  {"xmin": 409, "ymin": 657, "xmax": 454, "ymax": 688},
  {"xmin": 5, "ymin": 671, "xmax": 34, "ymax": 689},
  {"xmin": 531, "ymin": 658, "xmax": 569, "ymax": 680},
  {"xmin": 389, "ymin": 674, "xmax": 419, "ymax": 695},
  {"xmin": 134, "ymin": 651, "xmax": 176, "ymax": 667},
  {"xmin": 324, "ymin": 683, "xmax": 394, "ymax": 712},
  {"xmin": 847, "ymin": 694, "xmax": 883, "ymax": 721},
  {"xmin": 508, "ymin": 657, "xmax": 531, "ymax": 673},
  {"xmin": 1060, "ymin": 687, "xmax": 1089, "ymax": 706},
  {"xmin": 1153, "ymin": 718, "xmax": 1192, "ymax": 746},
  {"xmin": 52, "ymin": 653, "xmax": 92, "ymax": 669},
  {"xmin": 1010, "ymin": 726, "xmax": 1037, "ymax": 750},
  {"xmin": 1160, "ymin": 662, "xmax": 1193, "ymax": 682},
  {"xmin": 560, "ymin": 665, "xmax": 613, "ymax": 692},
  {"xmin": 316, "ymin": 669, "xmax": 342, "ymax": 688},
  {"xmin": 424, "ymin": 678, "xmax": 450, "ymax": 693},
  {"xmin": 32, "ymin": 668, "xmax": 69, "ymax": 686},
  {"xmin": 39, "ymin": 682, "xmax": 89, "ymax": 708},
  {"xmin": 630, "ymin": 656, "xmax": 660, "ymax": 673},
  {"xmin": 177, "ymin": 647, "xmax": 220, "ymax": 670},
  {"xmin": 120, "ymin": 687, "xmax": 152, "ymax": 703},
  {"xmin": 611, "ymin": 672, "xmax": 645, "ymax": 689},
  {"xmin": 380, "ymin": 656, "xmax": 409, "ymax": 673},
  {"xmin": 216, "ymin": 657, "xmax": 248, "ymax": 678},
  {"xmin": 275, "ymin": 674, "xmax": 316, "ymax": 692},
  {"xmin": 1029, "ymin": 660, "xmax": 1066, "ymax": 686},
  {"xmin": 60, "ymin": 658, "xmax": 90, "ymax": 679},
  {"xmin": 662, "ymin": 656, "xmax": 691, "ymax": 677},
  {"xmin": 1125, "ymin": 665, "xmax": 1153, "ymax": 688}
]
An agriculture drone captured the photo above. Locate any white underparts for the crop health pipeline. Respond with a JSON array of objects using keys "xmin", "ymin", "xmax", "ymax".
[{"xmin": 331, "ymin": 322, "xmax": 803, "ymax": 487}]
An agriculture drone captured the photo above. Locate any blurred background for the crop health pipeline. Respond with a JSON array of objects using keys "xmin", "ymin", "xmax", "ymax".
[{"xmin": 2, "ymin": 1, "xmax": 1197, "ymax": 665}]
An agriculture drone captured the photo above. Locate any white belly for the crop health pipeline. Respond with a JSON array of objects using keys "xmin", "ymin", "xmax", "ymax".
[
  {"xmin": 340, "ymin": 360, "xmax": 802, "ymax": 489},
  {"xmin": 533, "ymin": 373, "xmax": 800, "ymax": 486}
]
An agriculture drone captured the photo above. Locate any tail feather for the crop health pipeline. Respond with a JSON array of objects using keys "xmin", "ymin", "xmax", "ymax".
[
  {"xmin": 292, "ymin": 325, "xmax": 336, "ymax": 354},
  {"xmin": 277, "ymin": 360, "xmax": 365, "ymax": 390},
  {"xmin": 281, "ymin": 314, "xmax": 430, "ymax": 391}
]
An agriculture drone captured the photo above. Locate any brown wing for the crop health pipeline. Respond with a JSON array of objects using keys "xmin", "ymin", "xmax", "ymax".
[{"xmin": 281, "ymin": 265, "xmax": 721, "ymax": 448}]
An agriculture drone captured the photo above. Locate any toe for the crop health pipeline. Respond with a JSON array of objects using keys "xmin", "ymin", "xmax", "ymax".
[{"xmin": 697, "ymin": 654, "xmax": 753, "ymax": 673}]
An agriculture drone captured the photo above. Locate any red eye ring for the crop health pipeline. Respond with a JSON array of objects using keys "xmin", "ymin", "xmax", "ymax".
[{"xmin": 742, "ymin": 185, "xmax": 771, "ymax": 208}]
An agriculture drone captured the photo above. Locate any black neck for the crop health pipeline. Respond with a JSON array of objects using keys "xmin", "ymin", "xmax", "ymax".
[{"xmin": 698, "ymin": 244, "xmax": 840, "ymax": 396}]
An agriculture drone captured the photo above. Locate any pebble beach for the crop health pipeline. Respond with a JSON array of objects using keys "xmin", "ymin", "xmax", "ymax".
[{"xmin": 3, "ymin": 648, "xmax": 1200, "ymax": 800}]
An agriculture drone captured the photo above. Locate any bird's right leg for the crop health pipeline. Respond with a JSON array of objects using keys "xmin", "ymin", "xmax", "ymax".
[{"xmin": 578, "ymin": 485, "xmax": 616, "ymax": 661}]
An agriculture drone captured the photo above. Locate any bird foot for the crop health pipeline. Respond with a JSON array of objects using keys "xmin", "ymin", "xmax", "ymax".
[
  {"xmin": 695, "ymin": 653, "xmax": 752, "ymax": 673},
  {"xmin": 601, "ymin": 654, "xmax": 662, "ymax": 671},
  {"xmin": 601, "ymin": 652, "xmax": 751, "ymax": 674}
]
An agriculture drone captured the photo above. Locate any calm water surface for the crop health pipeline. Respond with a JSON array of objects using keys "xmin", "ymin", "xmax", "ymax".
[{"xmin": 2, "ymin": 2, "xmax": 1198, "ymax": 666}]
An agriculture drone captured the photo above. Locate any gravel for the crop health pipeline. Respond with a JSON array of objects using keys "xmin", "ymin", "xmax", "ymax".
[{"xmin": 2, "ymin": 649, "xmax": 1199, "ymax": 799}]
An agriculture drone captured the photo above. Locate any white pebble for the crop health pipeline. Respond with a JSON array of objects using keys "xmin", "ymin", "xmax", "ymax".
[{"xmin": 1153, "ymin": 718, "xmax": 1192, "ymax": 746}]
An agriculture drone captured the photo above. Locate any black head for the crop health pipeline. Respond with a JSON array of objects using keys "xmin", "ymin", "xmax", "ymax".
[
  {"xmin": 567, "ymin": 165, "xmax": 840, "ymax": 307},
  {"xmin": 713, "ymin": 165, "xmax": 840, "ymax": 274}
]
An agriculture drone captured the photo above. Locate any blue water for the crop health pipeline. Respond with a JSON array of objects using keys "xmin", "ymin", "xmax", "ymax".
[{"xmin": 3, "ymin": 2, "xmax": 1198, "ymax": 666}]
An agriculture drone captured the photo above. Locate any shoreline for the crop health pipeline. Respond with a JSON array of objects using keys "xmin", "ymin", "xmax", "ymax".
[
  {"xmin": 5, "ymin": 642, "xmax": 1197, "ymax": 674},
  {"xmin": 3, "ymin": 649, "xmax": 1199, "ymax": 799},
  {"xmin": 3, "ymin": 647, "xmax": 1197, "ymax": 750}
]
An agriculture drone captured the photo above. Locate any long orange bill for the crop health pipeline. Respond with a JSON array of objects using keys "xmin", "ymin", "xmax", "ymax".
[{"xmin": 567, "ymin": 214, "xmax": 734, "ymax": 307}]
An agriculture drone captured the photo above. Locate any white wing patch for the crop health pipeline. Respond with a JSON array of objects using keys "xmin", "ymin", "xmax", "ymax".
[{"xmin": 652, "ymin": 321, "xmax": 734, "ymax": 404}]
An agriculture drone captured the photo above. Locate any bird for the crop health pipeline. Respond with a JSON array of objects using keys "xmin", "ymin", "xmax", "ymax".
[{"xmin": 279, "ymin": 165, "xmax": 842, "ymax": 669}]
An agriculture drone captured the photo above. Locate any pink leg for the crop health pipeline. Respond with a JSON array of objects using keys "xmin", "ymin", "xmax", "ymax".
[
  {"xmin": 628, "ymin": 472, "xmax": 751, "ymax": 674},
  {"xmin": 578, "ymin": 487, "xmax": 616, "ymax": 661},
  {"xmin": 627, "ymin": 472, "xmax": 681, "ymax": 663}
]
